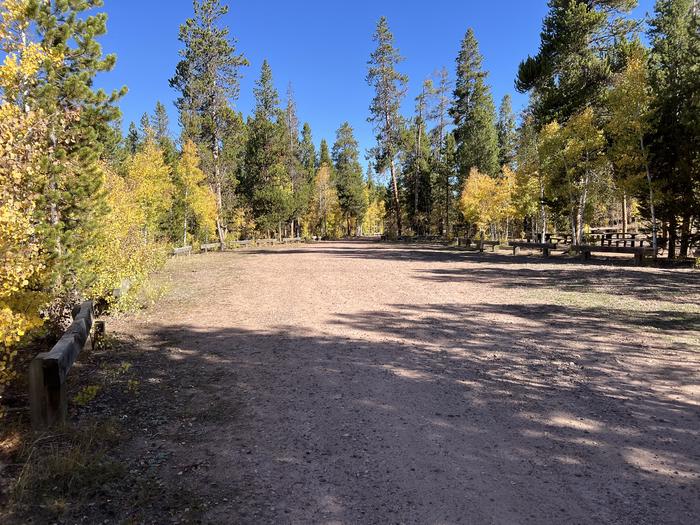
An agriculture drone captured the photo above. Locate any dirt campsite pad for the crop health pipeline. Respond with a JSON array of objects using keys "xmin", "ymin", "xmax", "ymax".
[{"xmin": 7, "ymin": 241, "xmax": 700, "ymax": 524}]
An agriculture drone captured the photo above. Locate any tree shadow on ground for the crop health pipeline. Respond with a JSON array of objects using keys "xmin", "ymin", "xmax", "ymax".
[{"xmin": 139, "ymin": 298, "xmax": 700, "ymax": 524}]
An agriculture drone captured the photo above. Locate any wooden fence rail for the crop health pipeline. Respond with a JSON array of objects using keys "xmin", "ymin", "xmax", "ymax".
[{"xmin": 29, "ymin": 301, "xmax": 97, "ymax": 430}]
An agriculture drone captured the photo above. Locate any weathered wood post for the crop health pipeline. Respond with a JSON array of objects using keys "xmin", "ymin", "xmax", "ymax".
[{"xmin": 29, "ymin": 301, "xmax": 94, "ymax": 430}]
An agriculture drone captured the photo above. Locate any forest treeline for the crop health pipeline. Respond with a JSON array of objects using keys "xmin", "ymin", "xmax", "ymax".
[{"xmin": 0, "ymin": 0, "xmax": 698, "ymax": 387}]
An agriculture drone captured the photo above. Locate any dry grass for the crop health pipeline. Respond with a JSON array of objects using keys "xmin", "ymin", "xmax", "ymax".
[{"xmin": 10, "ymin": 421, "xmax": 125, "ymax": 520}]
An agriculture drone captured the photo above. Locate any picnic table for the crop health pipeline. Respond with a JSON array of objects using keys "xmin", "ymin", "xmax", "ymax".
[{"xmin": 588, "ymin": 232, "xmax": 644, "ymax": 248}]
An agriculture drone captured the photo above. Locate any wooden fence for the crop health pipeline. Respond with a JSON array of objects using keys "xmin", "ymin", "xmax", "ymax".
[{"xmin": 29, "ymin": 301, "xmax": 102, "ymax": 429}]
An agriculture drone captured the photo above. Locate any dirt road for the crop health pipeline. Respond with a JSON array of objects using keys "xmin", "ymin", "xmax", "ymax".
[{"xmin": 109, "ymin": 241, "xmax": 699, "ymax": 524}]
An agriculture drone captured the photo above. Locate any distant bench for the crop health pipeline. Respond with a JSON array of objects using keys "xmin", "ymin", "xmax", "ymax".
[
  {"xmin": 456, "ymin": 238, "xmax": 499, "ymax": 252},
  {"xmin": 476, "ymin": 240, "xmax": 499, "ymax": 252},
  {"xmin": 573, "ymin": 245, "xmax": 654, "ymax": 265},
  {"xmin": 200, "ymin": 242, "xmax": 223, "ymax": 253},
  {"xmin": 509, "ymin": 241, "xmax": 558, "ymax": 257},
  {"xmin": 173, "ymin": 246, "xmax": 192, "ymax": 257}
]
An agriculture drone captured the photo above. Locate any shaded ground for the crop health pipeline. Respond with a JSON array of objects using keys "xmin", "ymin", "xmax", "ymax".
[{"xmin": 4, "ymin": 241, "xmax": 700, "ymax": 524}]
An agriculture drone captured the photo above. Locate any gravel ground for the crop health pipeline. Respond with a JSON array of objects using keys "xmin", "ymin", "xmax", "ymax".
[{"xmin": 106, "ymin": 241, "xmax": 699, "ymax": 525}]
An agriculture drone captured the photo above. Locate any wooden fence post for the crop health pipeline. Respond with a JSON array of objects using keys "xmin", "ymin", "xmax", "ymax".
[{"xmin": 28, "ymin": 301, "xmax": 94, "ymax": 430}]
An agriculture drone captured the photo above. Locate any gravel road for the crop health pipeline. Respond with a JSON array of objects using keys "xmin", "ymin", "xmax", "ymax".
[{"xmin": 111, "ymin": 241, "xmax": 700, "ymax": 524}]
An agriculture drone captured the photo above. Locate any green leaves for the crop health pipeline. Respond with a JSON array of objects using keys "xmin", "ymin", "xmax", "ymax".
[{"xmin": 451, "ymin": 28, "xmax": 499, "ymax": 180}]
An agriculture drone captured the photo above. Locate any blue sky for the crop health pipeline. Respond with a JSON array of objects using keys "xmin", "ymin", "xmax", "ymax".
[{"xmin": 95, "ymin": 0, "xmax": 656, "ymax": 165}]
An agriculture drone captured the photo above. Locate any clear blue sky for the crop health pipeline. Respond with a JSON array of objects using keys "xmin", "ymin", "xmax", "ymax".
[{"xmin": 95, "ymin": 0, "xmax": 656, "ymax": 166}]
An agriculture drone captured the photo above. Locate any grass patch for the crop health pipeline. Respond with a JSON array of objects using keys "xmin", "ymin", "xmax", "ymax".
[{"xmin": 11, "ymin": 421, "xmax": 126, "ymax": 520}]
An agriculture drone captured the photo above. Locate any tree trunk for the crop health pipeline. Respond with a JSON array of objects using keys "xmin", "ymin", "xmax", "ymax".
[
  {"xmin": 445, "ymin": 166, "xmax": 451, "ymax": 237},
  {"xmin": 668, "ymin": 215, "xmax": 677, "ymax": 259},
  {"xmin": 680, "ymin": 213, "xmax": 690, "ymax": 258},
  {"xmin": 622, "ymin": 192, "xmax": 628, "ymax": 234},
  {"xmin": 640, "ymin": 136, "xmax": 657, "ymax": 257},
  {"xmin": 575, "ymin": 171, "xmax": 591, "ymax": 245},
  {"xmin": 539, "ymin": 179, "xmax": 547, "ymax": 244},
  {"xmin": 389, "ymin": 158, "xmax": 402, "ymax": 236}
]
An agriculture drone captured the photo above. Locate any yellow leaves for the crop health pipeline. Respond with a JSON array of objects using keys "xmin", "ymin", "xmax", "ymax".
[
  {"xmin": 306, "ymin": 165, "xmax": 344, "ymax": 238},
  {"xmin": 0, "ymin": 101, "xmax": 47, "ymax": 382},
  {"xmin": 82, "ymin": 165, "xmax": 168, "ymax": 308},
  {"xmin": 0, "ymin": 0, "xmax": 64, "ymax": 101},
  {"xmin": 126, "ymin": 141, "xmax": 174, "ymax": 239},
  {"xmin": 177, "ymin": 140, "xmax": 217, "ymax": 238},
  {"xmin": 362, "ymin": 186, "xmax": 385, "ymax": 235},
  {"xmin": 459, "ymin": 167, "xmax": 516, "ymax": 235}
]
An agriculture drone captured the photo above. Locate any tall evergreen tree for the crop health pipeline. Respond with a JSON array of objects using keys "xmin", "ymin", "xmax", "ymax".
[
  {"xmin": 299, "ymin": 122, "xmax": 316, "ymax": 180},
  {"xmin": 367, "ymin": 16, "xmax": 408, "ymax": 236},
  {"xmin": 428, "ymin": 67, "xmax": 452, "ymax": 156},
  {"xmin": 151, "ymin": 101, "xmax": 178, "ymax": 165},
  {"xmin": 170, "ymin": 0, "xmax": 248, "ymax": 243},
  {"xmin": 450, "ymin": 28, "xmax": 499, "ymax": 182},
  {"xmin": 404, "ymin": 81, "xmax": 432, "ymax": 234},
  {"xmin": 515, "ymin": 0, "xmax": 637, "ymax": 124},
  {"xmin": 140, "ymin": 112, "xmax": 153, "ymax": 141},
  {"xmin": 242, "ymin": 60, "xmax": 292, "ymax": 236},
  {"xmin": 332, "ymin": 123, "xmax": 367, "ymax": 235},
  {"xmin": 318, "ymin": 138, "xmax": 332, "ymax": 168},
  {"xmin": 647, "ymin": 0, "xmax": 699, "ymax": 257},
  {"xmin": 284, "ymin": 83, "xmax": 305, "ymax": 236},
  {"xmin": 22, "ymin": 0, "xmax": 126, "ymax": 312},
  {"xmin": 497, "ymin": 94, "xmax": 517, "ymax": 170},
  {"xmin": 153, "ymin": 101, "xmax": 170, "ymax": 142},
  {"xmin": 126, "ymin": 121, "xmax": 140, "ymax": 154}
]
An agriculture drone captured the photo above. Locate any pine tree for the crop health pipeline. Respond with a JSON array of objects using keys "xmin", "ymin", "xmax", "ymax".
[
  {"xmin": 284, "ymin": 84, "xmax": 306, "ymax": 236},
  {"xmin": 516, "ymin": 0, "xmax": 636, "ymax": 124},
  {"xmin": 170, "ymin": 0, "xmax": 249, "ymax": 243},
  {"xmin": 647, "ymin": 0, "xmax": 699, "ymax": 257},
  {"xmin": 299, "ymin": 123, "xmax": 316, "ymax": 180},
  {"xmin": 450, "ymin": 28, "xmax": 499, "ymax": 182},
  {"xmin": 332, "ymin": 122, "xmax": 367, "ymax": 235},
  {"xmin": 318, "ymin": 139, "xmax": 332, "ymax": 168},
  {"xmin": 428, "ymin": 68, "xmax": 454, "ymax": 235},
  {"xmin": 242, "ymin": 60, "xmax": 292, "ymax": 236},
  {"xmin": 140, "ymin": 112, "xmax": 154, "ymax": 142},
  {"xmin": 151, "ymin": 101, "xmax": 178, "ymax": 166},
  {"xmin": 497, "ymin": 95, "xmax": 517, "ymax": 170},
  {"xmin": 367, "ymin": 16, "xmax": 408, "ymax": 236},
  {"xmin": 253, "ymin": 60, "xmax": 279, "ymax": 121},
  {"xmin": 404, "ymin": 81, "xmax": 432, "ymax": 234},
  {"xmin": 428, "ymin": 67, "xmax": 452, "ymax": 156},
  {"xmin": 126, "ymin": 122, "xmax": 140, "ymax": 154},
  {"xmin": 153, "ymin": 101, "xmax": 170, "ymax": 142},
  {"xmin": 16, "ymin": 0, "xmax": 126, "ymax": 315}
]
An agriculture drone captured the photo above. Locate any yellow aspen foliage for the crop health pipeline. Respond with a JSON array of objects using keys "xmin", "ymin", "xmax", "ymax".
[
  {"xmin": 125, "ymin": 140, "xmax": 175, "ymax": 242},
  {"xmin": 459, "ymin": 168, "xmax": 499, "ymax": 235},
  {"xmin": 176, "ymin": 141, "xmax": 217, "ymax": 243},
  {"xmin": 0, "ymin": 0, "xmax": 62, "ymax": 105},
  {"xmin": 459, "ymin": 167, "xmax": 518, "ymax": 238},
  {"xmin": 306, "ymin": 165, "xmax": 343, "ymax": 238},
  {"xmin": 362, "ymin": 186, "xmax": 385, "ymax": 235},
  {"xmin": 82, "ymin": 167, "xmax": 168, "ymax": 308},
  {"xmin": 0, "ymin": 103, "xmax": 48, "ymax": 385}
]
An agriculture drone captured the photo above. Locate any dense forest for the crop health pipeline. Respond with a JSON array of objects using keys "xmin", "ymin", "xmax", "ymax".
[{"xmin": 1, "ymin": 0, "xmax": 698, "ymax": 388}]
